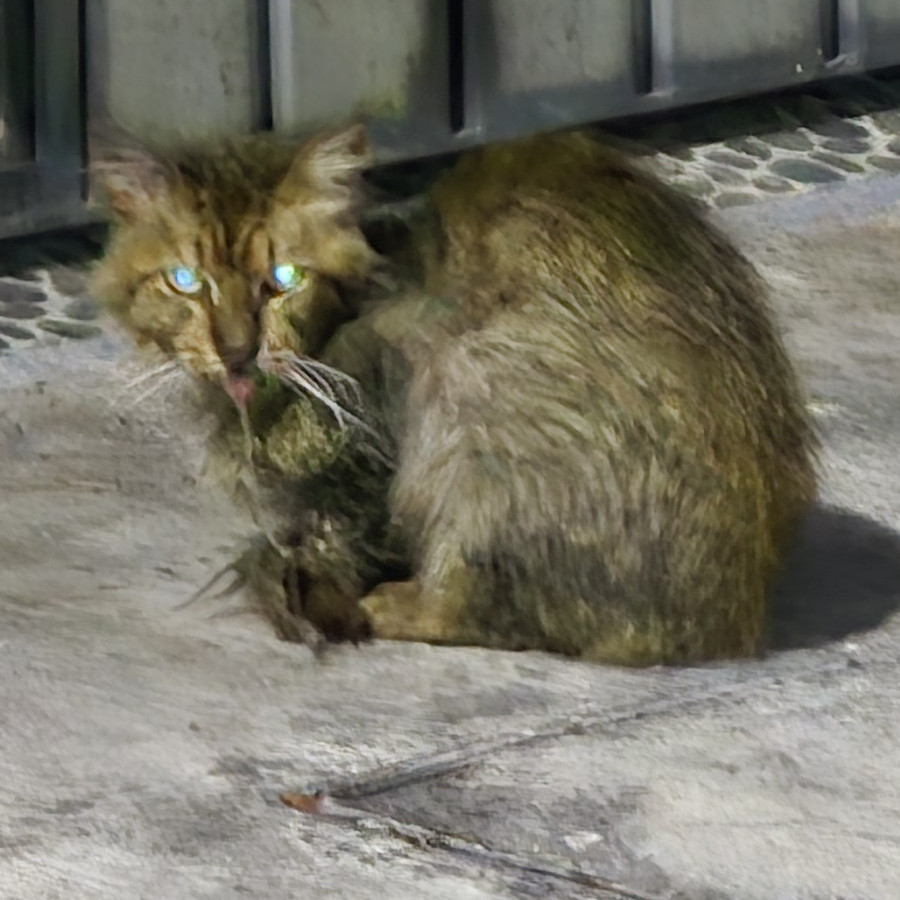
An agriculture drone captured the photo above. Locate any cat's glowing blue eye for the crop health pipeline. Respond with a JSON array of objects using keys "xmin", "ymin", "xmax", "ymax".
[
  {"xmin": 165, "ymin": 266, "xmax": 204, "ymax": 295},
  {"xmin": 271, "ymin": 263, "xmax": 305, "ymax": 293}
]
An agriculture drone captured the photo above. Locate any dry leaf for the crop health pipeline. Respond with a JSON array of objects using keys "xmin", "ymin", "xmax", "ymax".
[{"xmin": 280, "ymin": 791, "xmax": 325, "ymax": 814}]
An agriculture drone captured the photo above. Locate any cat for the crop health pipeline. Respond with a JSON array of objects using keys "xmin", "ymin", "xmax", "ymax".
[{"xmin": 91, "ymin": 124, "xmax": 816, "ymax": 664}]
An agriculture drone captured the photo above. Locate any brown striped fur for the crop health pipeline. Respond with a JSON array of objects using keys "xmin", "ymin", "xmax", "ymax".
[{"xmin": 92, "ymin": 126, "xmax": 816, "ymax": 664}]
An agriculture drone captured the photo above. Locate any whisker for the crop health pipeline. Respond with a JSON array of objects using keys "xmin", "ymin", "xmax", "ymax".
[
  {"xmin": 295, "ymin": 358, "xmax": 363, "ymax": 407},
  {"xmin": 283, "ymin": 368, "xmax": 349, "ymax": 429},
  {"xmin": 284, "ymin": 368, "xmax": 395, "ymax": 467},
  {"xmin": 111, "ymin": 365, "xmax": 184, "ymax": 410},
  {"xmin": 261, "ymin": 349, "xmax": 394, "ymax": 466},
  {"xmin": 264, "ymin": 349, "xmax": 360, "ymax": 396},
  {"xmin": 297, "ymin": 357, "xmax": 361, "ymax": 387},
  {"xmin": 301, "ymin": 358, "xmax": 363, "ymax": 395},
  {"xmin": 123, "ymin": 360, "xmax": 179, "ymax": 391},
  {"xmin": 174, "ymin": 562, "xmax": 246, "ymax": 610},
  {"xmin": 111, "ymin": 360, "xmax": 179, "ymax": 407},
  {"xmin": 127, "ymin": 366, "xmax": 183, "ymax": 407},
  {"xmin": 290, "ymin": 360, "xmax": 340, "ymax": 403}
]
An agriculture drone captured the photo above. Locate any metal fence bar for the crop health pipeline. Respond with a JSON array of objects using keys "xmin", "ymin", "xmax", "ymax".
[
  {"xmin": 0, "ymin": 0, "xmax": 35, "ymax": 166},
  {"xmin": 5, "ymin": 0, "xmax": 900, "ymax": 239},
  {"xmin": 0, "ymin": 0, "xmax": 86, "ymax": 239},
  {"xmin": 859, "ymin": 0, "xmax": 900, "ymax": 71}
]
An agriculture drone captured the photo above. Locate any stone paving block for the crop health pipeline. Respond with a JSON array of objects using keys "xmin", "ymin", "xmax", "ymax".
[
  {"xmin": 0, "ymin": 322, "xmax": 35, "ymax": 340},
  {"xmin": 770, "ymin": 159, "xmax": 845, "ymax": 184},
  {"xmin": 37, "ymin": 319, "xmax": 104, "ymax": 339}
]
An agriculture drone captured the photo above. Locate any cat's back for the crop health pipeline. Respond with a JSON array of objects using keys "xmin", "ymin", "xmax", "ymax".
[
  {"xmin": 421, "ymin": 131, "xmax": 757, "ymax": 332},
  {"xmin": 403, "ymin": 130, "xmax": 815, "ymax": 518},
  {"xmin": 427, "ymin": 130, "xmax": 705, "ymax": 266}
]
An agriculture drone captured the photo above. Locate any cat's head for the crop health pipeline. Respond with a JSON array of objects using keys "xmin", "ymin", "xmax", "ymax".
[{"xmin": 91, "ymin": 125, "xmax": 377, "ymax": 405}]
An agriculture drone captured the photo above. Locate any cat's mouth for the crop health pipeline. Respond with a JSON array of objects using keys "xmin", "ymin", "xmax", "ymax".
[
  {"xmin": 220, "ymin": 359, "xmax": 257, "ymax": 407},
  {"xmin": 224, "ymin": 373, "xmax": 255, "ymax": 407}
]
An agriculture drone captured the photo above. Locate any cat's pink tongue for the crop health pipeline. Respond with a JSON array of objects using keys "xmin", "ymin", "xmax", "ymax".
[{"xmin": 224, "ymin": 375, "xmax": 255, "ymax": 407}]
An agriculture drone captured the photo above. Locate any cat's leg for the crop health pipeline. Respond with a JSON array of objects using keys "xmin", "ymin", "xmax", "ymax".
[
  {"xmin": 360, "ymin": 331, "xmax": 552, "ymax": 650},
  {"xmin": 366, "ymin": 321, "xmax": 778, "ymax": 662},
  {"xmin": 359, "ymin": 580, "xmax": 446, "ymax": 642},
  {"xmin": 359, "ymin": 563, "xmax": 492, "ymax": 646}
]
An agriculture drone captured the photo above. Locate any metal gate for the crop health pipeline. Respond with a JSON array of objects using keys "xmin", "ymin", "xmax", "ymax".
[
  {"xmin": 3, "ymin": 0, "xmax": 900, "ymax": 238},
  {"xmin": 270, "ymin": 0, "xmax": 900, "ymax": 160}
]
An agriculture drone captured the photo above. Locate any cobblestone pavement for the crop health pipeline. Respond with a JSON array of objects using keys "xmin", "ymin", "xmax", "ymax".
[
  {"xmin": 627, "ymin": 71, "xmax": 900, "ymax": 209},
  {"xmin": 0, "ymin": 228, "xmax": 105, "ymax": 352},
  {"xmin": 2, "ymin": 72, "xmax": 900, "ymax": 353}
]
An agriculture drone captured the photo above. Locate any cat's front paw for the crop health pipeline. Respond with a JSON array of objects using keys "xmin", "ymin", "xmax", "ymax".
[{"xmin": 360, "ymin": 579, "xmax": 462, "ymax": 643}]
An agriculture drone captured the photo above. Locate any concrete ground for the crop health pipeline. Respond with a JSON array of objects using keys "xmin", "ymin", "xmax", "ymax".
[{"xmin": 2, "ymin": 168, "xmax": 900, "ymax": 898}]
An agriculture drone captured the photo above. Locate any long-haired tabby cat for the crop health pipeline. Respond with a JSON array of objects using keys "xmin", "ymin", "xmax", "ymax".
[{"xmin": 91, "ymin": 124, "xmax": 815, "ymax": 664}]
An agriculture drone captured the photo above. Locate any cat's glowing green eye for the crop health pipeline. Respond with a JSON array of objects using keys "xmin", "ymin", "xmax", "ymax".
[
  {"xmin": 271, "ymin": 263, "xmax": 305, "ymax": 293},
  {"xmin": 165, "ymin": 266, "xmax": 204, "ymax": 295}
]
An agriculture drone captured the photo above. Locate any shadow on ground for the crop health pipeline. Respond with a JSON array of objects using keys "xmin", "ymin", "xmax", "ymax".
[{"xmin": 770, "ymin": 503, "xmax": 900, "ymax": 650}]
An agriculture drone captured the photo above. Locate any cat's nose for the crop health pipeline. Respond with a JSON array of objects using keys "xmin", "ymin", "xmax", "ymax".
[
  {"xmin": 214, "ymin": 327, "xmax": 257, "ymax": 372},
  {"xmin": 212, "ymin": 304, "xmax": 259, "ymax": 372},
  {"xmin": 221, "ymin": 347, "xmax": 256, "ymax": 375}
]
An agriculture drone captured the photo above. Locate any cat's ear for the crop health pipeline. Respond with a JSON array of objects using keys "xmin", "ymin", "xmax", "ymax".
[
  {"xmin": 304, "ymin": 123, "xmax": 370, "ymax": 188},
  {"xmin": 91, "ymin": 150, "xmax": 171, "ymax": 223},
  {"xmin": 277, "ymin": 123, "xmax": 370, "ymax": 215}
]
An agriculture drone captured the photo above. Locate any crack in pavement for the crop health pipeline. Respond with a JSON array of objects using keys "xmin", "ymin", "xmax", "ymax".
[
  {"xmin": 268, "ymin": 657, "xmax": 861, "ymax": 898},
  {"xmin": 285, "ymin": 796, "xmax": 661, "ymax": 900},
  {"xmin": 306, "ymin": 657, "xmax": 852, "ymax": 802}
]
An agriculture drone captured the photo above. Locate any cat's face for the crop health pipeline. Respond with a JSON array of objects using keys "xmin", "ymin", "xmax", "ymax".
[{"xmin": 91, "ymin": 126, "xmax": 377, "ymax": 405}]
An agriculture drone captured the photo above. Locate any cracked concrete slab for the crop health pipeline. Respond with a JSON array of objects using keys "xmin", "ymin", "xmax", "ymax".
[{"xmin": 2, "ymin": 172, "xmax": 900, "ymax": 899}]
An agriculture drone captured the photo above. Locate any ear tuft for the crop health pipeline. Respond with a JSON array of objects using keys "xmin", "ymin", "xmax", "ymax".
[
  {"xmin": 276, "ymin": 123, "xmax": 371, "ymax": 218},
  {"xmin": 305, "ymin": 123, "xmax": 370, "ymax": 189},
  {"xmin": 91, "ymin": 149, "xmax": 171, "ymax": 222}
]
